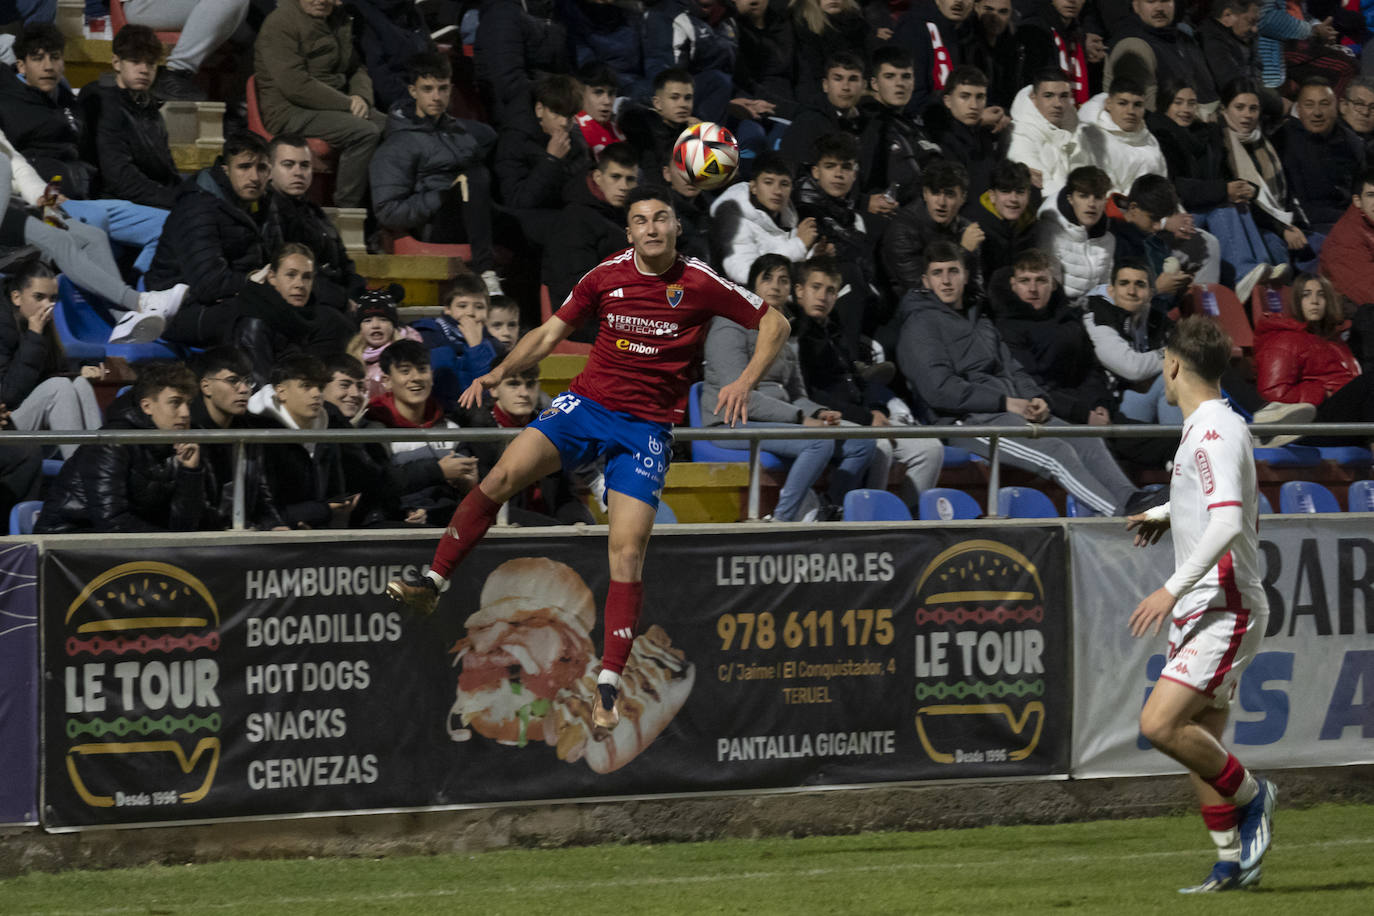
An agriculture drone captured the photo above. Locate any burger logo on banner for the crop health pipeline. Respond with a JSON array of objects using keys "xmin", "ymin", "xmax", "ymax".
[
  {"xmin": 911, "ymin": 540, "xmax": 1047, "ymax": 765},
  {"xmin": 62, "ymin": 562, "xmax": 222, "ymax": 810}
]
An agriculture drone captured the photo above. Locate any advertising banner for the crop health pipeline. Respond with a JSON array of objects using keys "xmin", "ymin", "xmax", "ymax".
[
  {"xmin": 0, "ymin": 543, "xmax": 39, "ymax": 825},
  {"xmin": 42, "ymin": 527, "xmax": 1069, "ymax": 828},
  {"xmin": 1071, "ymin": 517, "xmax": 1374, "ymax": 778}
]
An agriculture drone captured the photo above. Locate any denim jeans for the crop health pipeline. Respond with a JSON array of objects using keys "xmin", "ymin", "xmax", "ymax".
[
  {"xmin": 62, "ymin": 198, "xmax": 168, "ymax": 275},
  {"xmin": 711, "ymin": 420, "xmax": 875, "ymax": 520}
]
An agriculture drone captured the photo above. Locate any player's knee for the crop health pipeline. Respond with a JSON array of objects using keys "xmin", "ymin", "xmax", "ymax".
[{"xmin": 1138, "ymin": 708, "xmax": 1176, "ymax": 750}]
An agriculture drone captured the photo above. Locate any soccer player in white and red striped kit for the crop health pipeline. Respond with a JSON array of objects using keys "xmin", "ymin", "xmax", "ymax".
[
  {"xmin": 1126, "ymin": 316, "xmax": 1277, "ymax": 894},
  {"xmin": 388, "ymin": 186, "xmax": 790, "ymax": 727}
]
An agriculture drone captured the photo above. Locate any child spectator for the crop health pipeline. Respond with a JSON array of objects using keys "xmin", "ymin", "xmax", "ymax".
[
  {"xmin": 1035, "ymin": 165, "xmax": 1115, "ymax": 301},
  {"xmin": 485, "ymin": 295, "xmax": 522, "ymax": 350},
  {"xmin": 1, "ymin": 260, "xmax": 102, "ymax": 457},
  {"xmin": 347, "ymin": 287, "xmax": 422, "ymax": 401},
  {"xmin": 416, "ymin": 273, "xmax": 502, "ymax": 400},
  {"xmin": 711, "ymin": 154, "xmax": 820, "ymax": 284},
  {"xmin": 971, "ymin": 160, "xmax": 1037, "ymax": 277},
  {"xmin": 573, "ymin": 61, "xmax": 628, "ymax": 157}
]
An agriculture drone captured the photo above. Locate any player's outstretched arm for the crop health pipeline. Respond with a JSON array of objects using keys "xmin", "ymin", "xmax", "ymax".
[
  {"xmin": 458, "ymin": 316, "xmax": 573, "ymax": 409},
  {"xmin": 1126, "ymin": 509, "xmax": 1170, "ymax": 547},
  {"xmin": 714, "ymin": 306, "xmax": 790, "ymax": 427}
]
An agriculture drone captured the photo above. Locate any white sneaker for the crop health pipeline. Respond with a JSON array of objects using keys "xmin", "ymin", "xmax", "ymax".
[
  {"xmin": 480, "ymin": 270, "xmax": 503, "ymax": 296},
  {"xmin": 1268, "ymin": 264, "xmax": 1291, "ymax": 283},
  {"xmin": 1234, "ymin": 264, "xmax": 1269, "ymax": 305},
  {"xmin": 108, "ymin": 309, "xmax": 165, "ymax": 344},
  {"xmin": 138, "ymin": 283, "xmax": 189, "ymax": 319},
  {"xmin": 1251, "ymin": 401, "xmax": 1317, "ymax": 448}
]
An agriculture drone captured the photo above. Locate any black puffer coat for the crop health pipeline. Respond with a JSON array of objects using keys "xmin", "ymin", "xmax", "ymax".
[
  {"xmin": 0, "ymin": 65, "xmax": 95, "ymax": 196},
  {"xmin": 370, "ymin": 101, "xmax": 498, "ymax": 232},
  {"xmin": 77, "ymin": 74, "xmax": 180, "ymax": 209},
  {"xmin": 35, "ymin": 401, "xmax": 216, "ymax": 533},
  {"xmin": 261, "ymin": 189, "xmax": 365, "ymax": 312},
  {"xmin": 146, "ymin": 167, "xmax": 268, "ymax": 306}
]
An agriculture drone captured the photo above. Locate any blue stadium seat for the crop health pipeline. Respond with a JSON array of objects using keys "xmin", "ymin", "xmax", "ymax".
[
  {"xmin": 654, "ymin": 500, "xmax": 678, "ymax": 524},
  {"xmin": 1064, "ymin": 494, "xmax": 1100, "ymax": 517},
  {"xmin": 997, "ymin": 487, "xmax": 1059, "ymax": 518},
  {"xmin": 1278, "ymin": 481, "xmax": 1341, "ymax": 514},
  {"xmin": 1252, "ymin": 445, "xmax": 1323, "ymax": 467},
  {"xmin": 686, "ymin": 381, "xmax": 785, "ymax": 469},
  {"xmin": 918, "ymin": 487, "xmax": 981, "ymax": 520},
  {"xmin": 41, "ymin": 458, "xmax": 64, "ymax": 477},
  {"xmin": 1258, "ymin": 491, "xmax": 1273, "ymax": 514},
  {"xmin": 57, "ymin": 276, "xmax": 180, "ymax": 363},
  {"xmin": 1347, "ymin": 480, "xmax": 1374, "ymax": 513},
  {"xmin": 8, "ymin": 500, "xmax": 42, "ymax": 535},
  {"xmin": 941, "ymin": 446, "xmax": 980, "ymax": 468},
  {"xmin": 843, "ymin": 488, "xmax": 911, "ymax": 521},
  {"xmin": 1316, "ymin": 446, "xmax": 1373, "ymax": 466}
]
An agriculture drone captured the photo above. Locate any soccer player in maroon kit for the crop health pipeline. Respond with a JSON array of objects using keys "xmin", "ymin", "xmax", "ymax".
[{"xmin": 388, "ymin": 186, "xmax": 791, "ymax": 727}]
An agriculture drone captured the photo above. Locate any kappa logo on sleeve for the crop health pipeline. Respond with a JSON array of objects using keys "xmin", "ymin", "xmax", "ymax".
[
  {"xmin": 1202, "ymin": 430, "xmax": 1222, "ymax": 442},
  {"xmin": 1195, "ymin": 448, "xmax": 1215, "ymax": 495}
]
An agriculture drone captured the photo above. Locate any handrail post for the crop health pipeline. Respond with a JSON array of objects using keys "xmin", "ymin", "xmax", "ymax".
[
  {"xmin": 747, "ymin": 438, "xmax": 762, "ymax": 521},
  {"xmin": 231, "ymin": 440, "xmax": 246, "ymax": 531},
  {"xmin": 986, "ymin": 435, "xmax": 1001, "ymax": 518}
]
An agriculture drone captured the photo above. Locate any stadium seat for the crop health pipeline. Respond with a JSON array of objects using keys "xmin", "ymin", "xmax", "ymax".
[
  {"xmin": 686, "ymin": 381, "xmax": 785, "ymax": 469},
  {"xmin": 1253, "ymin": 445, "xmax": 1322, "ymax": 467},
  {"xmin": 654, "ymin": 501, "xmax": 677, "ymax": 524},
  {"xmin": 391, "ymin": 237, "xmax": 473, "ymax": 259},
  {"xmin": 56, "ymin": 277, "xmax": 180, "ymax": 362},
  {"xmin": 843, "ymin": 488, "xmax": 911, "ymax": 521},
  {"xmin": 1278, "ymin": 480, "xmax": 1341, "ymax": 514},
  {"xmin": 8, "ymin": 500, "xmax": 42, "ymax": 535},
  {"xmin": 997, "ymin": 487, "xmax": 1059, "ymax": 518},
  {"xmin": 108, "ymin": 0, "xmax": 181, "ymax": 42},
  {"xmin": 1249, "ymin": 284, "xmax": 1290, "ymax": 327},
  {"xmin": 941, "ymin": 446, "xmax": 983, "ymax": 468},
  {"xmin": 1348, "ymin": 480, "xmax": 1374, "ymax": 512},
  {"xmin": 1184, "ymin": 284, "xmax": 1252, "ymax": 351},
  {"xmin": 244, "ymin": 76, "xmax": 336, "ymax": 202},
  {"xmin": 41, "ymin": 458, "xmax": 64, "ymax": 478},
  {"xmin": 1316, "ymin": 446, "xmax": 1373, "ymax": 466},
  {"xmin": 1063, "ymin": 494, "xmax": 1100, "ymax": 517},
  {"xmin": 918, "ymin": 487, "xmax": 981, "ymax": 520},
  {"xmin": 540, "ymin": 285, "xmax": 591, "ymax": 355},
  {"xmin": 1258, "ymin": 491, "xmax": 1273, "ymax": 514}
]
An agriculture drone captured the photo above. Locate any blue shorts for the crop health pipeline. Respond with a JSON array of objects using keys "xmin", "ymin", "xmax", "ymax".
[{"xmin": 530, "ymin": 392, "xmax": 673, "ymax": 508}]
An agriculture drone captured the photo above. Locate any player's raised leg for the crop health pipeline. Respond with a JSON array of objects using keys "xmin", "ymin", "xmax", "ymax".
[
  {"xmin": 387, "ymin": 427, "xmax": 563, "ymax": 614},
  {"xmin": 1178, "ymin": 705, "xmax": 1262, "ymax": 893},
  {"xmin": 594, "ymin": 489, "xmax": 657, "ymax": 728}
]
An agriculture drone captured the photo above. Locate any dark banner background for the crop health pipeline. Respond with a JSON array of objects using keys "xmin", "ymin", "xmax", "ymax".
[
  {"xmin": 0, "ymin": 543, "xmax": 39, "ymax": 824},
  {"xmin": 43, "ymin": 528, "xmax": 1067, "ymax": 828}
]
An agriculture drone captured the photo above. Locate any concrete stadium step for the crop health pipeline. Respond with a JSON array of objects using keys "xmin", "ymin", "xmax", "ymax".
[
  {"xmin": 355, "ymin": 253, "xmax": 469, "ymax": 307},
  {"xmin": 585, "ymin": 462, "xmax": 751, "ymax": 525}
]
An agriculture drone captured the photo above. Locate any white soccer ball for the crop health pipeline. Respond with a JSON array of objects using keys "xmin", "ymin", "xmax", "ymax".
[{"xmin": 671, "ymin": 122, "xmax": 741, "ymax": 191}]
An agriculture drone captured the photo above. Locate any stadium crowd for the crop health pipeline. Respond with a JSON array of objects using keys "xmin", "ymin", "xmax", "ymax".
[{"xmin": 0, "ymin": 0, "xmax": 1372, "ymax": 530}]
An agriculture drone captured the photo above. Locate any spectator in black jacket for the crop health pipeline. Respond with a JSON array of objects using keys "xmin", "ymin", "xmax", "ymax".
[
  {"xmin": 883, "ymin": 159, "xmax": 985, "ymax": 301},
  {"xmin": 620, "ymin": 67, "xmax": 696, "ymax": 181},
  {"xmin": 858, "ymin": 45, "xmax": 944, "ymax": 223},
  {"xmin": 893, "ymin": 0, "xmax": 974, "ymax": 115},
  {"xmin": 968, "ymin": 0, "xmax": 1020, "ymax": 108},
  {"xmin": 792, "ymin": 0, "xmax": 872, "ymax": 112},
  {"xmin": 1275, "ymin": 77, "xmax": 1368, "ymax": 236},
  {"xmin": 779, "ymin": 52, "xmax": 867, "ymax": 170},
  {"xmin": 732, "ymin": 0, "xmax": 800, "ymax": 121},
  {"xmin": 925, "ymin": 66, "xmax": 1008, "ymax": 217},
  {"xmin": 475, "ymin": 0, "xmax": 569, "ymax": 130},
  {"xmin": 1012, "ymin": 0, "xmax": 1101, "ymax": 105},
  {"xmin": 493, "ymin": 73, "xmax": 589, "ymax": 212},
  {"xmin": 248, "ymin": 353, "xmax": 355, "ymax": 529},
  {"xmin": 190, "ymin": 347, "xmax": 287, "ymax": 530},
  {"xmin": 543, "ymin": 142, "xmax": 639, "ymax": 307},
  {"xmin": 264, "ymin": 134, "xmax": 369, "ymax": 314},
  {"xmin": 1196, "ymin": 0, "xmax": 1263, "ymax": 95},
  {"xmin": 149, "ymin": 131, "xmax": 272, "ymax": 348},
  {"xmin": 1341, "ymin": 77, "xmax": 1374, "ymax": 161},
  {"xmin": 370, "ymin": 52, "xmax": 500, "ymax": 289},
  {"xmin": 36, "ymin": 360, "xmax": 217, "ymax": 533},
  {"xmin": 76, "ymin": 26, "xmax": 181, "ymax": 210},
  {"xmin": 971, "ymin": 159, "xmax": 1038, "ymax": 276},
  {"xmin": 1105, "ymin": 0, "xmax": 1219, "ymax": 111}
]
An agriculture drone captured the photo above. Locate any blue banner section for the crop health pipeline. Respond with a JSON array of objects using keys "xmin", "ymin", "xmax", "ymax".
[{"xmin": 0, "ymin": 543, "xmax": 40, "ymax": 825}]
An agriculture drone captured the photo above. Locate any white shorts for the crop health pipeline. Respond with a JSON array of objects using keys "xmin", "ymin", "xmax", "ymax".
[{"xmin": 1162, "ymin": 607, "xmax": 1265, "ymax": 709}]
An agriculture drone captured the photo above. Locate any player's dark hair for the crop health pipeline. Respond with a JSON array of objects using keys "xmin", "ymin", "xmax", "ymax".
[
  {"xmin": 943, "ymin": 65, "xmax": 989, "ymax": 95},
  {"xmin": 595, "ymin": 141, "xmax": 639, "ymax": 172},
  {"xmin": 1109, "ymin": 76, "xmax": 1147, "ymax": 99},
  {"xmin": 442, "ymin": 272, "xmax": 490, "ymax": 307},
  {"xmin": 1065, "ymin": 165, "xmax": 1111, "ymax": 198},
  {"xmin": 132, "ymin": 360, "xmax": 197, "ymax": 404},
  {"xmin": 324, "ymin": 353, "xmax": 367, "ymax": 381},
  {"xmin": 15, "ymin": 23, "xmax": 64, "ymax": 60},
  {"xmin": 1126, "ymin": 174, "xmax": 1180, "ymax": 221},
  {"xmin": 1031, "ymin": 67, "xmax": 1072, "ymax": 93},
  {"xmin": 1012, "ymin": 249, "xmax": 1057, "ymax": 277},
  {"xmin": 822, "ymin": 52, "xmax": 865, "ymax": 79},
  {"xmin": 378, "ymin": 339, "xmax": 431, "ymax": 375},
  {"xmin": 922, "ymin": 240, "xmax": 966, "ymax": 272},
  {"xmin": 405, "ymin": 50, "xmax": 452, "ymax": 84},
  {"xmin": 576, "ymin": 61, "xmax": 619, "ymax": 91},
  {"xmin": 1112, "ymin": 257, "xmax": 1153, "ymax": 284},
  {"xmin": 1166, "ymin": 316, "xmax": 1231, "ymax": 382},
  {"xmin": 223, "ymin": 130, "xmax": 269, "ymax": 162},
  {"xmin": 990, "ymin": 160, "xmax": 1032, "ymax": 193},
  {"xmin": 652, "ymin": 67, "xmax": 694, "ymax": 93},
  {"xmin": 624, "ymin": 185, "xmax": 677, "ymax": 218},
  {"xmin": 870, "ymin": 45, "xmax": 914, "ymax": 73},
  {"xmin": 753, "ymin": 153, "xmax": 793, "ymax": 180},
  {"xmin": 194, "ymin": 346, "xmax": 253, "ymax": 381},
  {"xmin": 746, "ymin": 253, "xmax": 793, "ymax": 292},
  {"xmin": 112, "ymin": 24, "xmax": 162, "ymax": 64},
  {"xmin": 270, "ymin": 354, "xmax": 330, "ymax": 388},
  {"xmin": 812, "ymin": 131, "xmax": 859, "ymax": 165},
  {"xmin": 921, "ymin": 159, "xmax": 969, "ymax": 194},
  {"xmin": 533, "ymin": 74, "xmax": 582, "ymax": 117}
]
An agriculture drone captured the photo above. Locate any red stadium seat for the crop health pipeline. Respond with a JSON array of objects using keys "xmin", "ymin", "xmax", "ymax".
[
  {"xmin": 109, "ymin": 0, "xmax": 181, "ymax": 42},
  {"xmin": 244, "ymin": 75, "xmax": 338, "ymax": 204},
  {"xmin": 1249, "ymin": 283, "xmax": 1291, "ymax": 326},
  {"xmin": 391, "ymin": 237, "xmax": 472, "ymax": 259},
  {"xmin": 1183, "ymin": 284, "xmax": 1252, "ymax": 352}
]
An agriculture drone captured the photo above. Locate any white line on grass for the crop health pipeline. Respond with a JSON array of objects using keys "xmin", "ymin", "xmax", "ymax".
[{"xmin": 13, "ymin": 836, "xmax": 1374, "ymax": 916}]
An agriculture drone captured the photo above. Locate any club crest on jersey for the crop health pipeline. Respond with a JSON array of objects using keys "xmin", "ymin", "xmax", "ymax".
[
  {"xmin": 539, "ymin": 407, "xmax": 560, "ymax": 420},
  {"xmin": 666, "ymin": 283, "xmax": 684, "ymax": 308}
]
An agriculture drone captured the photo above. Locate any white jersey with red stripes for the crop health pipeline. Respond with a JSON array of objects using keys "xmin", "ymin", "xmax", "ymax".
[{"xmin": 1169, "ymin": 398, "xmax": 1269, "ymax": 621}]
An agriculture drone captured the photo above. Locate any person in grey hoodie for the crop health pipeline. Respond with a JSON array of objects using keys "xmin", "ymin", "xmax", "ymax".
[{"xmin": 895, "ymin": 239, "xmax": 1150, "ymax": 516}]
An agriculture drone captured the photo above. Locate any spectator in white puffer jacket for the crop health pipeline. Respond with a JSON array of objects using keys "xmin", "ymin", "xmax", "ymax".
[
  {"xmin": 1006, "ymin": 70, "xmax": 1080, "ymax": 192},
  {"xmin": 1066, "ymin": 80, "xmax": 1168, "ymax": 196},
  {"xmin": 1035, "ymin": 165, "xmax": 1116, "ymax": 301},
  {"xmin": 709, "ymin": 154, "xmax": 821, "ymax": 284}
]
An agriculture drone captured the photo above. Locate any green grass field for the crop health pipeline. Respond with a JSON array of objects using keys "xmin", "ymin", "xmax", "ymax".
[{"xmin": 2, "ymin": 804, "xmax": 1371, "ymax": 915}]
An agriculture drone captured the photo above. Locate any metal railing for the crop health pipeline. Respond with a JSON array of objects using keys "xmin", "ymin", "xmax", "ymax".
[{"xmin": 5, "ymin": 421, "xmax": 1371, "ymax": 527}]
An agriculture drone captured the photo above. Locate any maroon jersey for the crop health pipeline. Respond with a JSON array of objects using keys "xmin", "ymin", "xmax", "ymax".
[
  {"xmin": 555, "ymin": 249, "xmax": 765, "ymax": 424},
  {"xmin": 575, "ymin": 112, "xmax": 627, "ymax": 158}
]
